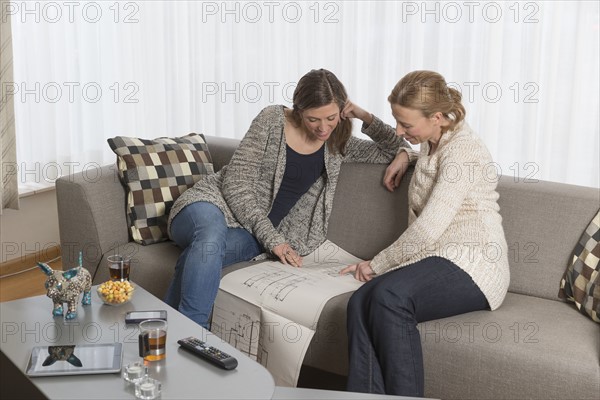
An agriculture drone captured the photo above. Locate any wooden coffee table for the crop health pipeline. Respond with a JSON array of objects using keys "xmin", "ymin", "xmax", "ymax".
[{"xmin": 0, "ymin": 283, "xmax": 274, "ymax": 399}]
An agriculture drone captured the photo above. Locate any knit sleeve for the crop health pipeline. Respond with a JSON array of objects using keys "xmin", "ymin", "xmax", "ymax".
[
  {"xmin": 370, "ymin": 137, "xmax": 483, "ymax": 274},
  {"xmin": 343, "ymin": 115, "xmax": 411, "ymax": 163},
  {"xmin": 397, "ymin": 147, "xmax": 419, "ymax": 165},
  {"xmin": 221, "ymin": 106, "xmax": 286, "ymax": 250}
]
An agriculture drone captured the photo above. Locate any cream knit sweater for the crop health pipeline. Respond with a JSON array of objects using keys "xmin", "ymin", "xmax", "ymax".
[{"xmin": 370, "ymin": 121, "xmax": 510, "ymax": 310}]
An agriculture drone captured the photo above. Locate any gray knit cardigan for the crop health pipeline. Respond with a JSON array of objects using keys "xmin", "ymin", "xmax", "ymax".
[{"xmin": 168, "ymin": 105, "xmax": 408, "ymax": 256}]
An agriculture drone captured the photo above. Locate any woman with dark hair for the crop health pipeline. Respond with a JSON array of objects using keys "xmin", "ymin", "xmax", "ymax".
[
  {"xmin": 165, "ymin": 68, "xmax": 411, "ymax": 328},
  {"xmin": 341, "ymin": 70, "xmax": 510, "ymax": 396}
]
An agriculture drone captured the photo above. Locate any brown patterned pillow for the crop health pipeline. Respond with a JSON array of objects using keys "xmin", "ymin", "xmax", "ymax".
[
  {"xmin": 559, "ymin": 210, "xmax": 600, "ymax": 323},
  {"xmin": 108, "ymin": 133, "xmax": 213, "ymax": 245}
]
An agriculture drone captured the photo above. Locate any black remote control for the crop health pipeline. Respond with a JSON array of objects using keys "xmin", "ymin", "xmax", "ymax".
[{"xmin": 177, "ymin": 336, "xmax": 238, "ymax": 370}]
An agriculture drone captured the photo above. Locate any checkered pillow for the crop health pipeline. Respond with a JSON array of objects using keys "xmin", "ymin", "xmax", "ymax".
[
  {"xmin": 559, "ymin": 210, "xmax": 600, "ymax": 323},
  {"xmin": 108, "ymin": 133, "xmax": 214, "ymax": 245}
]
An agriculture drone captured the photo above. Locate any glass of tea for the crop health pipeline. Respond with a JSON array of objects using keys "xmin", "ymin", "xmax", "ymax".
[
  {"xmin": 107, "ymin": 255, "xmax": 131, "ymax": 281},
  {"xmin": 138, "ymin": 319, "xmax": 168, "ymax": 362}
]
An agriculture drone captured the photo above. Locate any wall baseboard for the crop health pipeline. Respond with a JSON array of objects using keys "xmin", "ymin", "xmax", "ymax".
[{"xmin": 0, "ymin": 246, "xmax": 61, "ymax": 277}]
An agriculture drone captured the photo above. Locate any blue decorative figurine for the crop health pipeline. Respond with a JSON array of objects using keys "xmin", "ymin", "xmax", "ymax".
[{"xmin": 37, "ymin": 252, "xmax": 92, "ymax": 320}]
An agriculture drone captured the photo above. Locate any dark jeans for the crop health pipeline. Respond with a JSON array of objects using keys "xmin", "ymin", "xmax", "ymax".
[{"xmin": 346, "ymin": 256, "xmax": 488, "ymax": 396}]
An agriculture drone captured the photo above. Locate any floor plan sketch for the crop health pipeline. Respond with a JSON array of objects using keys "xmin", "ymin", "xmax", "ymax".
[
  {"xmin": 212, "ymin": 241, "xmax": 365, "ymax": 386},
  {"xmin": 257, "ymin": 309, "xmax": 314, "ymax": 387},
  {"xmin": 255, "ymin": 336, "xmax": 269, "ymax": 367},
  {"xmin": 243, "ymin": 271, "xmax": 310, "ymax": 301},
  {"xmin": 211, "ymin": 291, "xmax": 261, "ymax": 360},
  {"xmin": 221, "ymin": 255, "xmax": 364, "ymax": 328}
]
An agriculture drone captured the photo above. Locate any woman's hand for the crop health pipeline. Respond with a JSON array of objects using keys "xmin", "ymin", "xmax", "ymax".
[
  {"xmin": 272, "ymin": 243, "xmax": 303, "ymax": 267},
  {"xmin": 383, "ymin": 151, "xmax": 410, "ymax": 192},
  {"xmin": 341, "ymin": 101, "xmax": 373, "ymax": 126},
  {"xmin": 340, "ymin": 260, "xmax": 375, "ymax": 282}
]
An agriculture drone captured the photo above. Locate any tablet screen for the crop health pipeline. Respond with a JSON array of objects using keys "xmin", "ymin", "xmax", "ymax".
[{"xmin": 25, "ymin": 343, "xmax": 123, "ymax": 377}]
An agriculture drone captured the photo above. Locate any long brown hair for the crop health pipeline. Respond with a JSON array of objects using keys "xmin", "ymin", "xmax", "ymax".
[
  {"xmin": 290, "ymin": 69, "xmax": 352, "ymax": 155},
  {"xmin": 388, "ymin": 70, "xmax": 465, "ymax": 134}
]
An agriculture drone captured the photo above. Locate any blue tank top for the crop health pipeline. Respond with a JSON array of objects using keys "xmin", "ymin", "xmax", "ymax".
[{"xmin": 268, "ymin": 144, "xmax": 325, "ymax": 227}]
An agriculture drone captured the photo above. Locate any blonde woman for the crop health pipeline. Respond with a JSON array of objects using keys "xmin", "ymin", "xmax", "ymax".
[{"xmin": 342, "ymin": 71, "xmax": 510, "ymax": 396}]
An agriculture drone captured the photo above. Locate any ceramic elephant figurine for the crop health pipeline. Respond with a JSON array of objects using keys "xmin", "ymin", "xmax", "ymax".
[{"xmin": 37, "ymin": 263, "xmax": 92, "ymax": 320}]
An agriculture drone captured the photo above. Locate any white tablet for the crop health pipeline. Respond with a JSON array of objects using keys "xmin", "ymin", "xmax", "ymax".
[{"xmin": 25, "ymin": 343, "xmax": 123, "ymax": 377}]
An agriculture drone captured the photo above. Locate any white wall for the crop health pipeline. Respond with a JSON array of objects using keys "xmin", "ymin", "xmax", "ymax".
[{"xmin": 0, "ymin": 190, "xmax": 60, "ymax": 264}]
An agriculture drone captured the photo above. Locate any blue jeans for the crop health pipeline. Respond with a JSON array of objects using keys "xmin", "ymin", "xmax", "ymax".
[
  {"xmin": 346, "ymin": 257, "xmax": 488, "ymax": 396},
  {"xmin": 165, "ymin": 202, "xmax": 263, "ymax": 328}
]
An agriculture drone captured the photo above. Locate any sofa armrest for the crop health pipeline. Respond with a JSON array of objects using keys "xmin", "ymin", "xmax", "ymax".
[
  {"xmin": 56, "ymin": 164, "xmax": 129, "ymax": 279},
  {"xmin": 55, "ymin": 135, "xmax": 239, "ymax": 280}
]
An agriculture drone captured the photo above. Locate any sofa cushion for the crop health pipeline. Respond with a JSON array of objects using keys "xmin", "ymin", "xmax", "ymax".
[
  {"xmin": 107, "ymin": 133, "xmax": 213, "ymax": 245},
  {"xmin": 496, "ymin": 176, "xmax": 600, "ymax": 301},
  {"xmin": 302, "ymin": 292, "xmax": 600, "ymax": 399},
  {"xmin": 559, "ymin": 210, "xmax": 600, "ymax": 322},
  {"xmin": 420, "ymin": 293, "xmax": 600, "ymax": 400},
  {"xmin": 326, "ymin": 163, "xmax": 411, "ymax": 260}
]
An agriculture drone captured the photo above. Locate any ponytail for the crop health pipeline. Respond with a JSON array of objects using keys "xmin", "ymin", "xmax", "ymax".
[{"xmin": 388, "ymin": 71, "xmax": 466, "ymax": 133}]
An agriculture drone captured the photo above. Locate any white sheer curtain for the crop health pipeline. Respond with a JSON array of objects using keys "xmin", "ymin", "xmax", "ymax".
[
  {"xmin": 10, "ymin": 1, "xmax": 599, "ymax": 187},
  {"xmin": 1, "ymin": 3, "xmax": 19, "ymax": 211}
]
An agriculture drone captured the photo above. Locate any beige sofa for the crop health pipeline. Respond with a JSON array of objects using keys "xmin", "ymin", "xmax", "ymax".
[{"xmin": 56, "ymin": 135, "xmax": 600, "ymax": 399}]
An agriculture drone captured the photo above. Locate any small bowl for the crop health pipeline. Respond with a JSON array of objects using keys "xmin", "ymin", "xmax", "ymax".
[{"xmin": 97, "ymin": 281, "xmax": 135, "ymax": 306}]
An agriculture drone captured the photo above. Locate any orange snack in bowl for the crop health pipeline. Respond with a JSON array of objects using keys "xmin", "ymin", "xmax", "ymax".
[{"xmin": 97, "ymin": 280, "xmax": 134, "ymax": 305}]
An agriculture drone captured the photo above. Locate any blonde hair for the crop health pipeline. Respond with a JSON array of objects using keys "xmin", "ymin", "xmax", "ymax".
[{"xmin": 388, "ymin": 70, "xmax": 465, "ymax": 133}]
